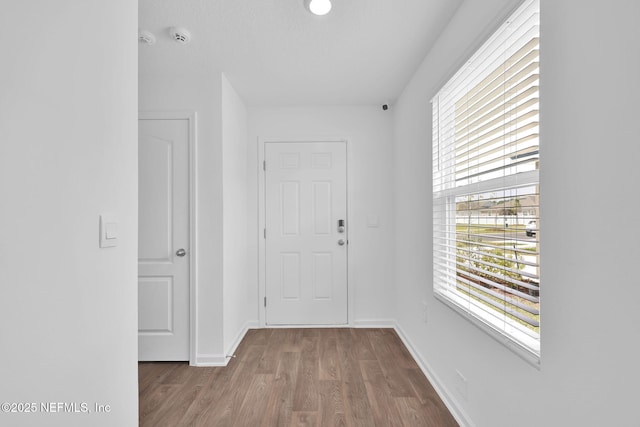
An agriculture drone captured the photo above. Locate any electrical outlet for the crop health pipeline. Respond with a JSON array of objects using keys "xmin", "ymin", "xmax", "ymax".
[{"xmin": 454, "ymin": 369, "xmax": 468, "ymax": 401}]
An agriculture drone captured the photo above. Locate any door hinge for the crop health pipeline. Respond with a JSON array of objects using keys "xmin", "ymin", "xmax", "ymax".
[
  {"xmin": 263, "ymin": 228, "xmax": 266, "ymax": 239},
  {"xmin": 264, "ymin": 297, "xmax": 267, "ymax": 307},
  {"xmin": 263, "ymin": 160, "xmax": 266, "ymax": 171}
]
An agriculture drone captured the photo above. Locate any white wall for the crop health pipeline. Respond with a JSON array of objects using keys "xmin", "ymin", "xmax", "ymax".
[
  {"xmin": 538, "ymin": 0, "xmax": 640, "ymax": 424},
  {"xmin": 393, "ymin": 0, "xmax": 640, "ymax": 426},
  {"xmin": 0, "ymin": 1, "xmax": 138, "ymax": 426},
  {"xmin": 221, "ymin": 74, "xmax": 253, "ymax": 353},
  {"xmin": 248, "ymin": 106, "xmax": 395, "ymax": 324},
  {"xmin": 139, "ymin": 74, "xmax": 225, "ymax": 362}
]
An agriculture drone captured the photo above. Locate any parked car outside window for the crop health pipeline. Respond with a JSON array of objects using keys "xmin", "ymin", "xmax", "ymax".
[{"xmin": 526, "ymin": 220, "xmax": 537, "ymax": 237}]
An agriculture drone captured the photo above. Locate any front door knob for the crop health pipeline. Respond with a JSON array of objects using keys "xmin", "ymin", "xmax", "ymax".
[{"xmin": 338, "ymin": 239, "xmax": 345, "ymax": 246}]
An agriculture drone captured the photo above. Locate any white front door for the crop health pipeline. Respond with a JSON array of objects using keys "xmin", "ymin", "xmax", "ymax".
[
  {"xmin": 138, "ymin": 118, "xmax": 190, "ymax": 361},
  {"xmin": 265, "ymin": 141, "xmax": 348, "ymax": 325}
]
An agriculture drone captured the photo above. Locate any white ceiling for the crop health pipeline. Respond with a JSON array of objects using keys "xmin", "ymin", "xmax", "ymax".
[{"xmin": 139, "ymin": 0, "xmax": 464, "ymax": 106}]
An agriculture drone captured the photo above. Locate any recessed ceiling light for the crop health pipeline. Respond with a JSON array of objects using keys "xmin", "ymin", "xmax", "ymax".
[{"xmin": 304, "ymin": 0, "xmax": 332, "ymax": 16}]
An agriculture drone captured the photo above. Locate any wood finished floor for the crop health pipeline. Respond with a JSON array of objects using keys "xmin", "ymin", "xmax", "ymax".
[{"xmin": 139, "ymin": 328, "xmax": 458, "ymax": 426}]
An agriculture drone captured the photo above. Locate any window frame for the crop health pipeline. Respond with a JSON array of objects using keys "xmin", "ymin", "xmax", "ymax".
[{"xmin": 431, "ymin": 0, "xmax": 541, "ymax": 366}]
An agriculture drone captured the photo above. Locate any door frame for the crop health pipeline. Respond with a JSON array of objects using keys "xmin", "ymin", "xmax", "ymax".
[
  {"xmin": 138, "ymin": 111, "xmax": 197, "ymax": 365},
  {"xmin": 258, "ymin": 137, "xmax": 353, "ymax": 327}
]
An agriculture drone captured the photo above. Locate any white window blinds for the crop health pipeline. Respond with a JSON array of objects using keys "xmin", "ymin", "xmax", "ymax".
[{"xmin": 432, "ymin": 0, "xmax": 540, "ymax": 358}]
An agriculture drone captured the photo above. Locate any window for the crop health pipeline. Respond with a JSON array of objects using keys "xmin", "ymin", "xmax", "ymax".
[{"xmin": 432, "ymin": 0, "xmax": 540, "ymax": 359}]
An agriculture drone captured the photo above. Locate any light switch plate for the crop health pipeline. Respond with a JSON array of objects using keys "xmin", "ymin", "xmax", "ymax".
[
  {"xmin": 105, "ymin": 222, "xmax": 118, "ymax": 239},
  {"xmin": 99, "ymin": 214, "xmax": 118, "ymax": 248}
]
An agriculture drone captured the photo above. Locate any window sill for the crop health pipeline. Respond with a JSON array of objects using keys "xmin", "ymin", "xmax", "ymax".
[{"xmin": 434, "ymin": 290, "xmax": 541, "ymax": 369}]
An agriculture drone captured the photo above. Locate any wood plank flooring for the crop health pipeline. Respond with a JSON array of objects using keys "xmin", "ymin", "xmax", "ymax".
[{"xmin": 139, "ymin": 328, "xmax": 458, "ymax": 426}]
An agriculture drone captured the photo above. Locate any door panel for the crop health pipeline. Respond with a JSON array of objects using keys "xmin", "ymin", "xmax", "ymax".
[
  {"xmin": 265, "ymin": 142, "xmax": 347, "ymax": 325},
  {"xmin": 312, "ymin": 182, "xmax": 332, "ymax": 235},
  {"xmin": 281, "ymin": 253, "xmax": 301, "ymax": 300},
  {"xmin": 138, "ymin": 277, "xmax": 173, "ymax": 332},
  {"xmin": 281, "ymin": 182, "xmax": 300, "ymax": 236},
  {"xmin": 138, "ymin": 136, "xmax": 172, "ymax": 262},
  {"xmin": 312, "ymin": 252, "xmax": 333, "ymax": 299},
  {"xmin": 138, "ymin": 118, "xmax": 189, "ymax": 361}
]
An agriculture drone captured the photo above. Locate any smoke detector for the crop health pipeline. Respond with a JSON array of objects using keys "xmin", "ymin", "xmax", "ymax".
[
  {"xmin": 169, "ymin": 27, "xmax": 191, "ymax": 44},
  {"xmin": 138, "ymin": 30, "xmax": 156, "ymax": 45}
]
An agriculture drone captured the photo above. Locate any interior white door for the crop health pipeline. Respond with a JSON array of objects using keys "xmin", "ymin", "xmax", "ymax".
[
  {"xmin": 138, "ymin": 118, "xmax": 190, "ymax": 361},
  {"xmin": 265, "ymin": 141, "xmax": 348, "ymax": 325}
]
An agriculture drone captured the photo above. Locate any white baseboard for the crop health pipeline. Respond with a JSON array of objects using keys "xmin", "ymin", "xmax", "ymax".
[
  {"xmin": 353, "ymin": 319, "xmax": 397, "ymax": 328},
  {"xmin": 224, "ymin": 320, "xmax": 259, "ymax": 359},
  {"xmin": 193, "ymin": 353, "xmax": 229, "ymax": 367},
  {"xmin": 193, "ymin": 321, "xmax": 258, "ymax": 366},
  {"xmin": 393, "ymin": 323, "xmax": 475, "ymax": 427}
]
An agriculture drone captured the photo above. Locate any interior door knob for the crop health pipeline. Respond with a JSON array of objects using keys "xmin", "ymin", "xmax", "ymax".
[{"xmin": 176, "ymin": 248, "xmax": 186, "ymax": 257}]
